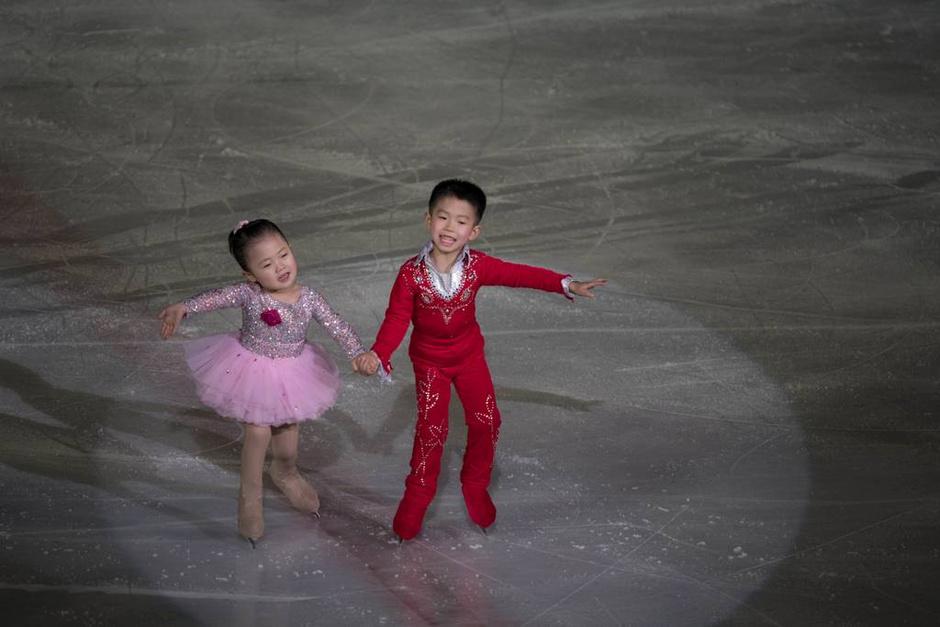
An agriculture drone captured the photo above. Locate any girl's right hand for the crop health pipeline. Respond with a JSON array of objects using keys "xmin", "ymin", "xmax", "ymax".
[{"xmin": 158, "ymin": 303, "xmax": 186, "ymax": 339}]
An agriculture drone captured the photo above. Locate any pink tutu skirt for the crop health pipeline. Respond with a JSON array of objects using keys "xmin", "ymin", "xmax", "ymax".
[{"xmin": 183, "ymin": 333, "xmax": 341, "ymax": 426}]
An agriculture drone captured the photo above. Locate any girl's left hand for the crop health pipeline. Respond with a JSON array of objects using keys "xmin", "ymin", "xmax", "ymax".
[
  {"xmin": 158, "ymin": 303, "xmax": 186, "ymax": 339},
  {"xmin": 569, "ymin": 278, "xmax": 607, "ymax": 299},
  {"xmin": 351, "ymin": 351, "xmax": 380, "ymax": 376}
]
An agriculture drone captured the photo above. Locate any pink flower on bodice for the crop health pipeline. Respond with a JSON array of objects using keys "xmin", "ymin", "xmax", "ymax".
[{"xmin": 260, "ymin": 308, "xmax": 282, "ymax": 326}]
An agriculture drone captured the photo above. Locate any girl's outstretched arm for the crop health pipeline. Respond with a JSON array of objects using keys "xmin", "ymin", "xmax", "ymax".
[
  {"xmin": 158, "ymin": 283, "xmax": 251, "ymax": 339},
  {"xmin": 158, "ymin": 303, "xmax": 186, "ymax": 339}
]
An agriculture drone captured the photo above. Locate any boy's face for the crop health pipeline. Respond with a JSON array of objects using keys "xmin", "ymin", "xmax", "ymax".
[{"xmin": 426, "ymin": 196, "xmax": 480, "ymax": 255}]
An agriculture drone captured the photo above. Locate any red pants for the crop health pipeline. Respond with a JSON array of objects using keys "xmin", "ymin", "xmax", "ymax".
[{"xmin": 394, "ymin": 353, "xmax": 501, "ymax": 538}]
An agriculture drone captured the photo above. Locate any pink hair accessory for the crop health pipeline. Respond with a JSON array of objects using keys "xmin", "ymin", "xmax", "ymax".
[{"xmin": 232, "ymin": 219, "xmax": 250, "ymax": 234}]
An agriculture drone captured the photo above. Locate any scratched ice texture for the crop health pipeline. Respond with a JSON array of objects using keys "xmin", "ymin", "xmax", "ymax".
[{"xmin": 1, "ymin": 1, "xmax": 938, "ymax": 625}]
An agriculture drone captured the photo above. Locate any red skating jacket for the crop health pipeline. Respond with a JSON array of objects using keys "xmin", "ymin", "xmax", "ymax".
[{"xmin": 371, "ymin": 250, "xmax": 570, "ymax": 372}]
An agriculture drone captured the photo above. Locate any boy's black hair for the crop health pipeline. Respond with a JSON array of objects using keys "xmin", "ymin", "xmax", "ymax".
[
  {"xmin": 228, "ymin": 219, "xmax": 288, "ymax": 271},
  {"xmin": 428, "ymin": 179, "xmax": 486, "ymax": 223}
]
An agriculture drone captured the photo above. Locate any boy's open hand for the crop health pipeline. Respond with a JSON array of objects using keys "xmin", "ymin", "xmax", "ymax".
[
  {"xmin": 352, "ymin": 351, "xmax": 381, "ymax": 376},
  {"xmin": 569, "ymin": 278, "xmax": 607, "ymax": 299},
  {"xmin": 158, "ymin": 303, "xmax": 186, "ymax": 339}
]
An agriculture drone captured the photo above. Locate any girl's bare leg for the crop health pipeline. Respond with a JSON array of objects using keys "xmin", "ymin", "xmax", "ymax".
[
  {"xmin": 269, "ymin": 423, "xmax": 320, "ymax": 515},
  {"xmin": 239, "ymin": 423, "xmax": 272, "ymax": 544}
]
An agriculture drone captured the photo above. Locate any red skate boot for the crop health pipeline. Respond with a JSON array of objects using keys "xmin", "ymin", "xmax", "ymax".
[
  {"xmin": 461, "ymin": 483, "xmax": 496, "ymax": 532},
  {"xmin": 393, "ymin": 485, "xmax": 435, "ymax": 542}
]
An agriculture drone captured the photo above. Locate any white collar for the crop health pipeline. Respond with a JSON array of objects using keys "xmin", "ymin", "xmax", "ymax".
[
  {"xmin": 414, "ymin": 240, "xmax": 471, "ymax": 269},
  {"xmin": 415, "ymin": 241, "xmax": 470, "ymax": 299}
]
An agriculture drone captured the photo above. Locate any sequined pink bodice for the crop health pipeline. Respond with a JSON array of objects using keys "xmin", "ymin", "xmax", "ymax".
[{"xmin": 183, "ymin": 282, "xmax": 364, "ymax": 359}]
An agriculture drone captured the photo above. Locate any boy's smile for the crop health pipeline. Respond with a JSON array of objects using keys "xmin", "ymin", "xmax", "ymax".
[{"xmin": 426, "ymin": 196, "xmax": 480, "ymax": 271}]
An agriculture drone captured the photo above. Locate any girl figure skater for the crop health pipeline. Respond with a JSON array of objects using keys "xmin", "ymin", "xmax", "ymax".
[{"xmin": 159, "ymin": 219, "xmax": 374, "ymax": 546}]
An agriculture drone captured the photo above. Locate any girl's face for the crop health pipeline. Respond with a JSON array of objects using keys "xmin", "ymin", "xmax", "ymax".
[
  {"xmin": 242, "ymin": 233, "xmax": 298, "ymax": 293},
  {"xmin": 425, "ymin": 196, "xmax": 480, "ymax": 256}
]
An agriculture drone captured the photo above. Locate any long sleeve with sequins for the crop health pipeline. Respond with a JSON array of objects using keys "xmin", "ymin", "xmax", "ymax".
[
  {"xmin": 307, "ymin": 289, "xmax": 366, "ymax": 360},
  {"xmin": 182, "ymin": 282, "xmax": 364, "ymax": 361},
  {"xmin": 182, "ymin": 283, "xmax": 251, "ymax": 314}
]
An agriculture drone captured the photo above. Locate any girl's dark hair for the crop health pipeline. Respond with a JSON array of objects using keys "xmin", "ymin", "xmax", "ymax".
[
  {"xmin": 228, "ymin": 219, "xmax": 288, "ymax": 271},
  {"xmin": 428, "ymin": 179, "xmax": 486, "ymax": 223}
]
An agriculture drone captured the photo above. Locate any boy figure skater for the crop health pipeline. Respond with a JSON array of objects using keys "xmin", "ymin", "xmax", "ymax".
[{"xmin": 358, "ymin": 179, "xmax": 606, "ymax": 540}]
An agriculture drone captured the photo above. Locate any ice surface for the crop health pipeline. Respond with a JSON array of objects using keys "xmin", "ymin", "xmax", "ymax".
[{"xmin": 1, "ymin": 1, "xmax": 938, "ymax": 625}]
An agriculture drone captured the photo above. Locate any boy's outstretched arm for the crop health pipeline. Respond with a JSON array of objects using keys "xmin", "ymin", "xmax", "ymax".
[
  {"xmin": 477, "ymin": 253, "xmax": 605, "ymax": 301},
  {"xmin": 568, "ymin": 278, "xmax": 607, "ymax": 299}
]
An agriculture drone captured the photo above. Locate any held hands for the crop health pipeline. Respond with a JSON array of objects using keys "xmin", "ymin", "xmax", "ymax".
[
  {"xmin": 351, "ymin": 350, "xmax": 382, "ymax": 377},
  {"xmin": 158, "ymin": 303, "xmax": 186, "ymax": 339},
  {"xmin": 569, "ymin": 278, "xmax": 607, "ymax": 299}
]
